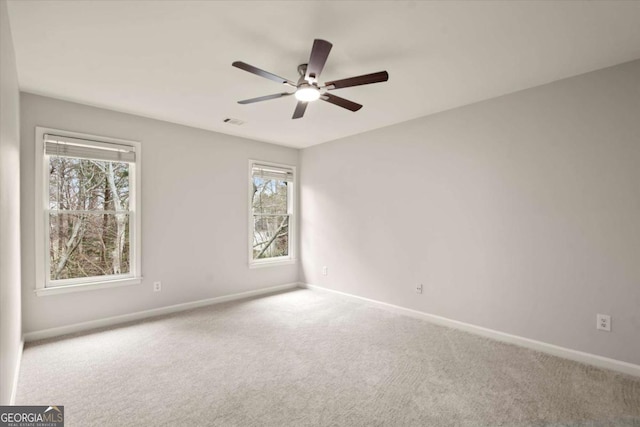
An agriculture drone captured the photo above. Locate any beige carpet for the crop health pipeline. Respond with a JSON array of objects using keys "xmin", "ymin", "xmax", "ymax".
[{"xmin": 16, "ymin": 289, "xmax": 640, "ymax": 426}]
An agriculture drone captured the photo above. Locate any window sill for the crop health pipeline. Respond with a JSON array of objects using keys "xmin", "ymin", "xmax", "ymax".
[
  {"xmin": 35, "ymin": 277, "xmax": 142, "ymax": 296},
  {"xmin": 249, "ymin": 258, "xmax": 297, "ymax": 269}
]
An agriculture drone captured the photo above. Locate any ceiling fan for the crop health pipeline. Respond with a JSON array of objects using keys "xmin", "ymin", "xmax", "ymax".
[{"xmin": 232, "ymin": 39, "xmax": 389, "ymax": 119}]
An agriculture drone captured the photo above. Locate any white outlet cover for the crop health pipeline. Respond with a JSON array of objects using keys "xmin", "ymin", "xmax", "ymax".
[{"xmin": 596, "ymin": 314, "xmax": 611, "ymax": 332}]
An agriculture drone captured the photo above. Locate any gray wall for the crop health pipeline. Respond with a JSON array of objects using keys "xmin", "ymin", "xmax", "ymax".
[
  {"xmin": 300, "ymin": 60, "xmax": 640, "ymax": 365},
  {"xmin": 21, "ymin": 93, "xmax": 299, "ymax": 333},
  {"xmin": 0, "ymin": 0, "xmax": 22, "ymax": 404}
]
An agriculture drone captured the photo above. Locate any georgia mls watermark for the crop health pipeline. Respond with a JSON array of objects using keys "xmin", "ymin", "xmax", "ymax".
[{"xmin": 0, "ymin": 406, "xmax": 64, "ymax": 427}]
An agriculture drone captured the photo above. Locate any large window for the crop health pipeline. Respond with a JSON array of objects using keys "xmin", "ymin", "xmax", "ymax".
[
  {"xmin": 249, "ymin": 161, "xmax": 295, "ymax": 267},
  {"xmin": 35, "ymin": 128, "xmax": 141, "ymax": 295}
]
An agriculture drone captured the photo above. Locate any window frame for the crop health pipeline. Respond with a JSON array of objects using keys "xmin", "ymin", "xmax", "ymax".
[
  {"xmin": 248, "ymin": 159, "xmax": 296, "ymax": 268},
  {"xmin": 34, "ymin": 127, "xmax": 142, "ymax": 296}
]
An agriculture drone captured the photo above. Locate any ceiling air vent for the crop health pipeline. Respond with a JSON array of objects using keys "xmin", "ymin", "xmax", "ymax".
[{"xmin": 223, "ymin": 117, "xmax": 244, "ymax": 126}]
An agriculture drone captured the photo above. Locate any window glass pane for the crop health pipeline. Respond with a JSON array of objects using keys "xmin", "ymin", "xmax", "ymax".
[
  {"xmin": 49, "ymin": 212, "xmax": 130, "ymax": 280},
  {"xmin": 49, "ymin": 157, "xmax": 130, "ymax": 211},
  {"xmin": 252, "ymin": 177, "xmax": 288, "ymax": 214},
  {"xmin": 252, "ymin": 215, "xmax": 289, "ymax": 259}
]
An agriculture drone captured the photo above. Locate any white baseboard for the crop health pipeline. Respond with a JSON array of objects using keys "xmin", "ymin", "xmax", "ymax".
[
  {"xmin": 24, "ymin": 283, "xmax": 300, "ymax": 342},
  {"xmin": 10, "ymin": 340, "xmax": 24, "ymax": 405},
  {"xmin": 300, "ymin": 283, "xmax": 640, "ymax": 378}
]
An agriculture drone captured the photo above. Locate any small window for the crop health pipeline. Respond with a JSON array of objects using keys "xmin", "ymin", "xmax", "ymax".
[
  {"xmin": 35, "ymin": 128, "xmax": 141, "ymax": 295},
  {"xmin": 249, "ymin": 160, "xmax": 296, "ymax": 267}
]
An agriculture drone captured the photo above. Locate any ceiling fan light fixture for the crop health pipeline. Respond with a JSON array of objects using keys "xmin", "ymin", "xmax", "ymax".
[{"xmin": 295, "ymin": 86, "xmax": 320, "ymax": 102}]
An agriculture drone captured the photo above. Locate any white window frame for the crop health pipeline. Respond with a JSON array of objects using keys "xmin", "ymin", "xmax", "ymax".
[
  {"xmin": 34, "ymin": 127, "xmax": 142, "ymax": 296},
  {"xmin": 248, "ymin": 159, "xmax": 296, "ymax": 268}
]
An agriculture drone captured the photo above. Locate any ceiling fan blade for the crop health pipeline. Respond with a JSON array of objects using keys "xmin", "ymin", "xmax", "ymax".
[
  {"xmin": 238, "ymin": 92, "xmax": 294, "ymax": 104},
  {"xmin": 321, "ymin": 93, "xmax": 362, "ymax": 112},
  {"xmin": 232, "ymin": 61, "xmax": 296, "ymax": 86},
  {"xmin": 292, "ymin": 101, "xmax": 308, "ymax": 119},
  {"xmin": 305, "ymin": 39, "xmax": 333, "ymax": 83},
  {"xmin": 325, "ymin": 71, "xmax": 389, "ymax": 90}
]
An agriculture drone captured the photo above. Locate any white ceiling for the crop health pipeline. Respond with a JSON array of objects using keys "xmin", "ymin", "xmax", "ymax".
[{"xmin": 7, "ymin": 1, "xmax": 640, "ymax": 148}]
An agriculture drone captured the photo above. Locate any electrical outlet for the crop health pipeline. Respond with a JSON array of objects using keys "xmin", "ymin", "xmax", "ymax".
[
  {"xmin": 596, "ymin": 314, "xmax": 611, "ymax": 332},
  {"xmin": 153, "ymin": 281, "xmax": 162, "ymax": 292},
  {"xmin": 322, "ymin": 266, "xmax": 328, "ymax": 276},
  {"xmin": 416, "ymin": 284, "xmax": 423, "ymax": 294}
]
